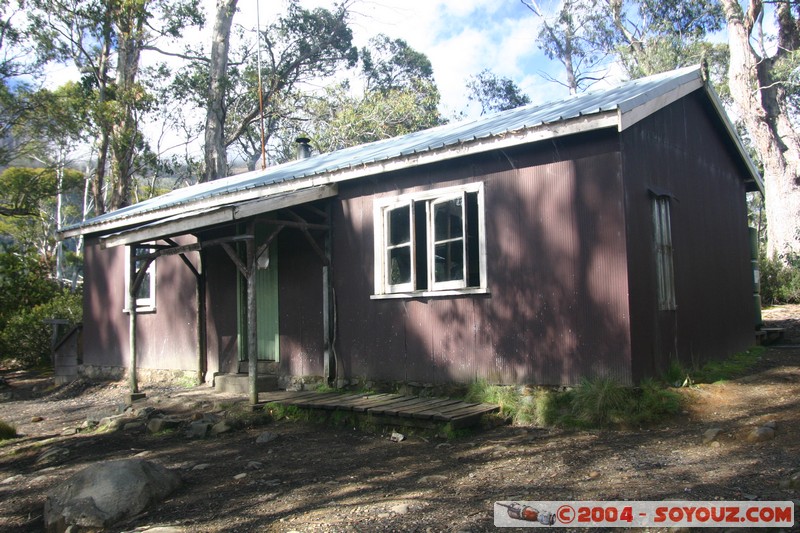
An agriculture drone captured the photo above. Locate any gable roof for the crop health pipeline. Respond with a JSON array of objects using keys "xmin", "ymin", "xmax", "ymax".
[{"xmin": 60, "ymin": 65, "xmax": 762, "ymax": 244}]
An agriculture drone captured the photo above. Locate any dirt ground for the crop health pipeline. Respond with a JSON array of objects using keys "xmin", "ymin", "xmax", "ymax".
[{"xmin": 2, "ymin": 308, "xmax": 800, "ymax": 532}]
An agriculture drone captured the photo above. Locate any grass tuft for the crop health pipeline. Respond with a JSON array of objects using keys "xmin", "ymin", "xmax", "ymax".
[{"xmin": 0, "ymin": 420, "xmax": 17, "ymax": 440}]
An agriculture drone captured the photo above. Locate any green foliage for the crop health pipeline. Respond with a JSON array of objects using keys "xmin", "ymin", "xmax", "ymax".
[
  {"xmin": 465, "ymin": 69, "xmax": 531, "ymax": 114},
  {"xmin": 467, "ymin": 376, "xmax": 681, "ymax": 429},
  {"xmin": 0, "ymin": 288, "xmax": 82, "ymax": 367},
  {"xmin": 263, "ymin": 402, "xmax": 304, "ymax": 421},
  {"xmin": 691, "ymin": 347, "xmax": 763, "ymax": 384},
  {"xmin": 760, "ymin": 253, "xmax": 800, "ymax": 305},
  {"xmin": 0, "ymin": 245, "xmax": 60, "ymax": 331},
  {"xmin": 0, "ymin": 420, "xmax": 18, "ymax": 440}
]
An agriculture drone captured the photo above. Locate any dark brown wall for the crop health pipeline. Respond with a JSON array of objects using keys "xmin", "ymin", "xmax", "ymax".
[
  {"xmin": 202, "ymin": 233, "xmax": 240, "ymax": 375},
  {"xmin": 277, "ymin": 229, "xmax": 325, "ymax": 377},
  {"xmin": 82, "ymin": 236, "xmax": 200, "ymax": 372},
  {"xmin": 331, "ymin": 131, "xmax": 633, "ymax": 386},
  {"xmin": 622, "ymin": 91, "xmax": 754, "ymax": 380}
]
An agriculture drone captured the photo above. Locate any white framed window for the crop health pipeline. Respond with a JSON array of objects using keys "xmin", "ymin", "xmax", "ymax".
[
  {"xmin": 374, "ymin": 183, "xmax": 487, "ymax": 298},
  {"xmin": 124, "ymin": 244, "xmax": 156, "ymax": 312},
  {"xmin": 652, "ymin": 196, "xmax": 676, "ymax": 311}
]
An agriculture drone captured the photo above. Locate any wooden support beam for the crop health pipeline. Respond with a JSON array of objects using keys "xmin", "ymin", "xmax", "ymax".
[{"xmin": 245, "ymin": 220, "xmax": 258, "ymax": 405}]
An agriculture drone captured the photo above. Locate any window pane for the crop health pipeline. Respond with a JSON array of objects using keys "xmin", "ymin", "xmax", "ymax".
[
  {"xmin": 434, "ymin": 241, "xmax": 465, "ymax": 282},
  {"xmin": 389, "ymin": 246, "xmax": 412, "ymax": 285},
  {"xmin": 388, "ymin": 205, "xmax": 411, "ymax": 246},
  {"xmin": 136, "ymin": 270, "xmax": 151, "ymax": 300},
  {"xmin": 433, "ymin": 198, "xmax": 463, "ymax": 241}
]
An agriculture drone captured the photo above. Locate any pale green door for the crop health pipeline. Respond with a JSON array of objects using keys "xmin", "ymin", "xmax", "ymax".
[{"xmin": 238, "ymin": 226, "xmax": 280, "ymax": 362}]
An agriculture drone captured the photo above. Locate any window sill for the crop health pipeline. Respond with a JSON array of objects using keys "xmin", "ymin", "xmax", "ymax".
[
  {"xmin": 370, "ymin": 287, "xmax": 490, "ymax": 300},
  {"xmin": 123, "ymin": 306, "xmax": 157, "ymax": 315}
]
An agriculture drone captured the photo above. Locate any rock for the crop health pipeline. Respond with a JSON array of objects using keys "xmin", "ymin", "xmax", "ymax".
[
  {"xmin": 779, "ymin": 471, "xmax": 800, "ymax": 490},
  {"xmin": 391, "ymin": 503, "xmax": 410, "ymax": 515},
  {"xmin": 256, "ymin": 431, "xmax": 279, "ymax": 444},
  {"xmin": 99, "ymin": 414, "xmax": 131, "ymax": 431},
  {"xmin": 418, "ymin": 474, "xmax": 448, "ymax": 484},
  {"xmin": 702, "ymin": 428, "xmax": 723, "ymax": 444},
  {"xmin": 146, "ymin": 417, "xmax": 182, "ymax": 434},
  {"xmin": 390, "ymin": 432, "xmax": 405, "ymax": 442},
  {"xmin": 186, "ymin": 421, "xmax": 211, "ymax": 439},
  {"xmin": 132, "ymin": 406, "xmax": 157, "ymax": 419},
  {"xmin": 247, "ymin": 461, "xmax": 263, "ymax": 470},
  {"xmin": 44, "ymin": 458, "xmax": 181, "ymax": 532},
  {"xmin": 588, "ymin": 470, "xmax": 600, "ymax": 479},
  {"xmin": 762, "ymin": 420, "xmax": 778, "ymax": 430},
  {"xmin": 210, "ymin": 420, "xmax": 233, "ymax": 436},
  {"xmin": 31, "ymin": 416, "xmax": 44, "ymax": 423},
  {"xmin": 123, "ymin": 421, "xmax": 145, "ymax": 432},
  {"xmin": 746, "ymin": 426, "xmax": 775, "ymax": 443},
  {"xmin": 192, "ymin": 464, "xmax": 211, "ymax": 471},
  {"xmin": 61, "ymin": 428, "xmax": 78, "ymax": 436},
  {"xmin": 234, "ymin": 473, "xmax": 247, "ymax": 480},
  {"xmin": 36, "ymin": 446, "xmax": 70, "ymax": 467}
]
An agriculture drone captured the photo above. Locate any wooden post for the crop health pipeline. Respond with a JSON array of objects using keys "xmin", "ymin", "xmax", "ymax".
[
  {"xmin": 322, "ymin": 205, "xmax": 333, "ymax": 385},
  {"xmin": 245, "ymin": 221, "xmax": 258, "ymax": 405},
  {"xmin": 128, "ymin": 246, "xmax": 139, "ymax": 394},
  {"xmin": 197, "ymin": 255, "xmax": 207, "ymax": 385}
]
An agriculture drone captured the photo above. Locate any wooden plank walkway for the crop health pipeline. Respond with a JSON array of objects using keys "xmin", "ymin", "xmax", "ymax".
[{"xmin": 258, "ymin": 391, "xmax": 499, "ymax": 429}]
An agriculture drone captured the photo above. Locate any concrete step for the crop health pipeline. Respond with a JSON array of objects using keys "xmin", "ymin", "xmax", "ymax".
[{"xmin": 214, "ymin": 373, "xmax": 279, "ymax": 395}]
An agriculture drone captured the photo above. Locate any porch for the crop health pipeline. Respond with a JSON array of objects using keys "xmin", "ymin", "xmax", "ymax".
[{"xmin": 257, "ymin": 390, "xmax": 500, "ymax": 429}]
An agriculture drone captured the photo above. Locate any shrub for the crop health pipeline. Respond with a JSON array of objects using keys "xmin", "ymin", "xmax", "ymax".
[
  {"xmin": 0, "ymin": 289, "xmax": 82, "ymax": 367},
  {"xmin": 759, "ymin": 253, "xmax": 800, "ymax": 305}
]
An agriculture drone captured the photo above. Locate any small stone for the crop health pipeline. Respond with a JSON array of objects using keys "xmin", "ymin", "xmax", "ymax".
[
  {"xmin": 391, "ymin": 503, "xmax": 410, "ymax": 515},
  {"xmin": 418, "ymin": 474, "xmax": 448, "ymax": 484},
  {"xmin": 192, "ymin": 463, "xmax": 211, "ymax": 471},
  {"xmin": 746, "ymin": 426, "xmax": 775, "ymax": 443},
  {"xmin": 61, "ymin": 428, "xmax": 78, "ymax": 436},
  {"xmin": 743, "ymin": 493, "xmax": 758, "ymax": 500},
  {"xmin": 30, "ymin": 416, "xmax": 44, "ymax": 423},
  {"xmin": 702, "ymin": 428, "xmax": 723, "ymax": 444},
  {"xmin": 210, "ymin": 420, "xmax": 232, "ymax": 436},
  {"xmin": 256, "ymin": 431, "xmax": 279, "ymax": 444},
  {"xmin": 36, "ymin": 446, "xmax": 70, "ymax": 466},
  {"xmin": 779, "ymin": 471, "xmax": 800, "ymax": 490},
  {"xmin": 390, "ymin": 432, "xmax": 405, "ymax": 442},
  {"xmin": 247, "ymin": 461, "xmax": 263, "ymax": 470},
  {"xmin": 146, "ymin": 417, "xmax": 182, "ymax": 434},
  {"xmin": 709, "ymin": 441, "xmax": 721, "ymax": 448},
  {"xmin": 123, "ymin": 421, "xmax": 145, "ymax": 431},
  {"xmin": 234, "ymin": 473, "xmax": 247, "ymax": 480},
  {"xmin": 762, "ymin": 420, "xmax": 778, "ymax": 430},
  {"xmin": 186, "ymin": 421, "xmax": 211, "ymax": 438},
  {"xmin": 588, "ymin": 470, "xmax": 600, "ymax": 479}
]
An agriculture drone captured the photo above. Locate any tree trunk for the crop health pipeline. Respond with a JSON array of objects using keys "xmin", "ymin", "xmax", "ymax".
[
  {"xmin": 109, "ymin": 2, "xmax": 146, "ymax": 210},
  {"xmin": 204, "ymin": 0, "xmax": 238, "ymax": 182},
  {"xmin": 721, "ymin": 0, "xmax": 800, "ymax": 259}
]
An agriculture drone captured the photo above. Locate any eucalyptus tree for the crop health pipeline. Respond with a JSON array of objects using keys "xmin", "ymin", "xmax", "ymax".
[
  {"xmin": 721, "ymin": 0, "xmax": 800, "ymax": 260},
  {"xmin": 27, "ymin": 0, "xmax": 204, "ymax": 214},
  {"xmin": 288, "ymin": 34, "xmax": 442, "ymax": 157},
  {"xmin": 524, "ymin": 0, "xmax": 726, "ymax": 90},
  {"xmin": 466, "ymin": 69, "xmax": 531, "ymax": 114}
]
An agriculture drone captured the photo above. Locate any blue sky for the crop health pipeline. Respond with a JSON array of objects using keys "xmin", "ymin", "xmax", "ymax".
[{"xmin": 230, "ymin": 0, "xmax": 574, "ymax": 118}]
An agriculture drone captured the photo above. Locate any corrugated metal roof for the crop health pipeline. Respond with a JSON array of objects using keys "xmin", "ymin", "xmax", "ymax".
[{"xmin": 62, "ymin": 65, "xmax": 755, "ymax": 237}]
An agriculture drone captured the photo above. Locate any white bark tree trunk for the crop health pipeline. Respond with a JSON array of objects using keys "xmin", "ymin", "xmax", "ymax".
[
  {"xmin": 204, "ymin": 0, "xmax": 238, "ymax": 182},
  {"xmin": 721, "ymin": 0, "xmax": 800, "ymax": 259}
]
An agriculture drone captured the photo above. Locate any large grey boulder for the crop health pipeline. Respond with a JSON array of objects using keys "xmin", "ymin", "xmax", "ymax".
[{"xmin": 44, "ymin": 458, "xmax": 181, "ymax": 532}]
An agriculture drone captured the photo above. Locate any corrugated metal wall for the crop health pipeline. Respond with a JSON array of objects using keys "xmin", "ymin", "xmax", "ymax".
[
  {"xmin": 331, "ymin": 132, "xmax": 633, "ymax": 386},
  {"xmin": 82, "ymin": 235, "xmax": 199, "ymax": 372},
  {"xmin": 622, "ymin": 91, "xmax": 754, "ymax": 380}
]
